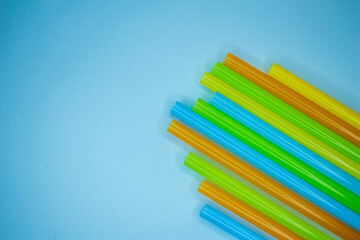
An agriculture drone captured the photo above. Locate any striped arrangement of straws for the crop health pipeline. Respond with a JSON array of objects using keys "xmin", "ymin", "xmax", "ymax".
[{"xmin": 167, "ymin": 53, "xmax": 360, "ymax": 240}]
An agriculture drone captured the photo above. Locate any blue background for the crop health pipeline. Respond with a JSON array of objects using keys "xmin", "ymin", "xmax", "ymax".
[{"xmin": 1, "ymin": 1, "xmax": 359, "ymax": 239}]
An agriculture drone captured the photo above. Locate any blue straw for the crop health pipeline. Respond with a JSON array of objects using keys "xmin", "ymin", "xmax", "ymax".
[
  {"xmin": 200, "ymin": 205, "xmax": 266, "ymax": 240},
  {"xmin": 210, "ymin": 92, "xmax": 360, "ymax": 196},
  {"xmin": 170, "ymin": 101, "xmax": 360, "ymax": 231}
]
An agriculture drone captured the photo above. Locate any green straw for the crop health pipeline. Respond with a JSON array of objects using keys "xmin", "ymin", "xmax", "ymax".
[
  {"xmin": 193, "ymin": 99, "xmax": 360, "ymax": 214},
  {"xmin": 211, "ymin": 62, "xmax": 360, "ymax": 163},
  {"xmin": 200, "ymin": 72, "xmax": 360, "ymax": 179},
  {"xmin": 184, "ymin": 152, "xmax": 332, "ymax": 240}
]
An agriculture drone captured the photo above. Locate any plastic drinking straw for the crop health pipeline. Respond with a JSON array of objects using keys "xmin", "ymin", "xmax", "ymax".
[
  {"xmin": 211, "ymin": 62, "xmax": 360, "ymax": 163},
  {"xmin": 193, "ymin": 99, "xmax": 360, "ymax": 213},
  {"xmin": 200, "ymin": 204, "xmax": 268, "ymax": 240},
  {"xmin": 268, "ymin": 63, "xmax": 360, "ymax": 131},
  {"xmin": 223, "ymin": 53, "xmax": 360, "ymax": 147},
  {"xmin": 167, "ymin": 120, "xmax": 360, "ymax": 239},
  {"xmin": 198, "ymin": 182, "xmax": 303, "ymax": 240},
  {"xmin": 185, "ymin": 152, "xmax": 332, "ymax": 240},
  {"xmin": 170, "ymin": 102, "xmax": 360, "ymax": 230},
  {"xmin": 200, "ymin": 72, "xmax": 360, "ymax": 179},
  {"xmin": 211, "ymin": 93, "xmax": 360, "ymax": 196}
]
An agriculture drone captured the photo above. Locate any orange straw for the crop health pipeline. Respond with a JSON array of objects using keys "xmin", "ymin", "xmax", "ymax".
[
  {"xmin": 167, "ymin": 120, "xmax": 360, "ymax": 240},
  {"xmin": 223, "ymin": 53, "xmax": 360, "ymax": 147},
  {"xmin": 198, "ymin": 180, "xmax": 303, "ymax": 240}
]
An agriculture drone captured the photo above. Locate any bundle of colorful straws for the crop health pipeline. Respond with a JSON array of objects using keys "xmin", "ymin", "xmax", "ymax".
[{"xmin": 167, "ymin": 53, "xmax": 360, "ymax": 240}]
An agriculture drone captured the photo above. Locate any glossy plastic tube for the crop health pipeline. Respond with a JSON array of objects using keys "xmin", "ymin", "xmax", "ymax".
[
  {"xmin": 198, "ymin": 182, "xmax": 303, "ymax": 240},
  {"xmin": 170, "ymin": 101, "xmax": 360, "ymax": 230},
  {"xmin": 185, "ymin": 153, "xmax": 332, "ymax": 240},
  {"xmin": 268, "ymin": 63, "xmax": 360, "ymax": 131},
  {"xmin": 210, "ymin": 93, "xmax": 360, "ymax": 196},
  {"xmin": 167, "ymin": 120, "xmax": 360, "ymax": 239},
  {"xmin": 211, "ymin": 62, "xmax": 360, "ymax": 162},
  {"xmin": 200, "ymin": 72, "xmax": 360, "ymax": 179},
  {"xmin": 200, "ymin": 204, "xmax": 267, "ymax": 240},
  {"xmin": 193, "ymin": 99, "xmax": 360, "ymax": 213},
  {"xmin": 223, "ymin": 53, "xmax": 360, "ymax": 147}
]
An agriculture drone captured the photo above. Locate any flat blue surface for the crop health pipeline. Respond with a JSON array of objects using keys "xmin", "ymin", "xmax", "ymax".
[{"xmin": 0, "ymin": 1, "xmax": 359, "ymax": 240}]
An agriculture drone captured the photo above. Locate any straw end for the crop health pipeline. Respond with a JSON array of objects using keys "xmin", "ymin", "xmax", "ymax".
[
  {"xmin": 200, "ymin": 72, "xmax": 211, "ymax": 84},
  {"xmin": 167, "ymin": 119, "xmax": 179, "ymax": 133},
  {"xmin": 170, "ymin": 101, "xmax": 183, "ymax": 115},
  {"xmin": 210, "ymin": 92, "xmax": 223, "ymax": 104},
  {"xmin": 197, "ymin": 180, "xmax": 211, "ymax": 193},
  {"xmin": 193, "ymin": 98, "xmax": 207, "ymax": 111},
  {"xmin": 184, "ymin": 152, "xmax": 196, "ymax": 166},
  {"xmin": 199, "ymin": 204, "xmax": 212, "ymax": 217},
  {"xmin": 212, "ymin": 62, "xmax": 223, "ymax": 72},
  {"xmin": 224, "ymin": 52, "xmax": 236, "ymax": 62}
]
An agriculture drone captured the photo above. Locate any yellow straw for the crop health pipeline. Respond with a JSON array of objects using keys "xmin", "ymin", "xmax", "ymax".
[{"xmin": 268, "ymin": 63, "xmax": 360, "ymax": 130}]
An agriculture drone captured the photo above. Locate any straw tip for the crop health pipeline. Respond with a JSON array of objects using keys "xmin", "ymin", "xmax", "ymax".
[
  {"xmin": 193, "ymin": 98, "xmax": 206, "ymax": 110},
  {"xmin": 214, "ymin": 61, "xmax": 222, "ymax": 67},
  {"xmin": 268, "ymin": 63, "xmax": 279, "ymax": 75},
  {"xmin": 197, "ymin": 179, "xmax": 210, "ymax": 192},
  {"xmin": 166, "ymin": 119, "xmax": 178, "ymax": 132},
  {"xmin": 201, "ymin": 72, "xmax": 211, "ymax": 78},
  {"xmin": 185, "ymin": 151, "xmax": 196, "ymax": 159},
  {"xmin": 213, "ymin": 92, "xmax": 222, "ymax": 99},
  {"xmin": 199, "ymin": 204, "xmax": 211, "ymax": 217},
  {"xmin": 200, "ymin": 72, "xmax": 217, "ymax": 86},
  {"xmin": 184, "ymin": 152, "xmax": 199, "ymax": 167},
  {"xmin": 225, "ymin": 52, "xmax": 235, "ymax": 58},
  {"xmin": 209, "ymin": 92, "xmax": 220, "ymax": 105},
  {"xmin": 211, "ymin": 62, "xmax": 224, "ymax": 74},
  {"xmin": 170, "ymin": 101, "xmax": 181, "ymax": 113},
  {"xmin": 200, "ymin": 72, "xmax": 209, "ymax": 83},
  {"xmin": 195, "ymin": 98, "xmax": 205, "ymax": 103},
  {"xmin": 184, "ymin": 152, "xmax": 193, "ymax": 163}
]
